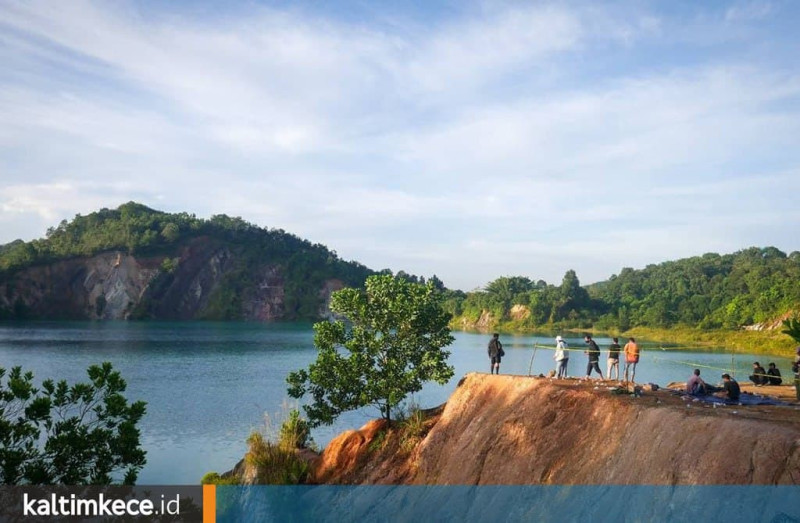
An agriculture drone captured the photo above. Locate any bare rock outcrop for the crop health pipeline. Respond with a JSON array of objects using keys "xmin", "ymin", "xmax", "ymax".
[{"xmin": 314, "ymin": 374, "xmax": 800, "ymax": 485}]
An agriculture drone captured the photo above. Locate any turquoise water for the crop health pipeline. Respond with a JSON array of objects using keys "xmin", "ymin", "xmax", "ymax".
[{"xmin": 0, "ymin": 322, "xmax": 793, "ymax": 484}]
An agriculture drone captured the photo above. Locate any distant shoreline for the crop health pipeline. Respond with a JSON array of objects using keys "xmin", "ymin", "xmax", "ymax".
[{"xmin": 452, "ymin": 323, "xmax": 796, "ymax": 357}]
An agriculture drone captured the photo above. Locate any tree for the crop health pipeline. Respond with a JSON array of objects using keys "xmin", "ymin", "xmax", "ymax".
[
  {"xmin": 287, "ymin": 275, "xmax": 455, "ymax": 426},
  {"xmin": 0, "ymin": 362, "xmax": 147, "ymax": 485},
  {"xmin": 160, "ymin": 222, "xmax": 180, "ymax": 243},
  {"xmin": 486, "ymin": 276, "xmax": 534, "ymax": 308},
  {"xmin": 782, "ymin": 316, "xmax": 800, "ymax": 344}
]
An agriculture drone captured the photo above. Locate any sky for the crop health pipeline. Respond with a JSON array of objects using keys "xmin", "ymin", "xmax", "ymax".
[{"xmin": 1, "ymin": 0, "xmax": 799, "ymax": 291}]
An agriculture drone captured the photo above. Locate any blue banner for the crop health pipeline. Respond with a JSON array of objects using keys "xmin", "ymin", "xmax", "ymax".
[{"xmin": 216, "ymin": 485, "xmax": 800, "ymax": 522}]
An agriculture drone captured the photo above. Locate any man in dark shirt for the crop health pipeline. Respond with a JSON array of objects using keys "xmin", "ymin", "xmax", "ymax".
[
  {"xmin": 749, "ymin": 362, "xmax": 767, "ymax": 386},
  {"xmin": 584, "ymin": 335, "xmax": 603, "ymax": 379},
  {"xmin": 717, "ymin": 373, "xmax": 740, "ymax": 402},
  {"xmin": 488, "ymin": 333, "xmax": 503, "ymax": 375},
  {"xmin": 766, "ymin": 363, "xmax": 782, "ymax": 386}
]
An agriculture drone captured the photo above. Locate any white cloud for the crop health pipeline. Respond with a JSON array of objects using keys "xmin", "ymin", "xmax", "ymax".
[{"xmin": 725, "ymin": 1, "xmax": 774, "ymax": 22}]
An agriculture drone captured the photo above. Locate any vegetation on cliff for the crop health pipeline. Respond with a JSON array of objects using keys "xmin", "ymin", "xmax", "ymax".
[
  {"xmin": 0, "ymin": 202, "xmax": 374, "ymax": 320},
  {"xmin": 448, "ymin": 247, "xmax": 800, "ymax": 339}
]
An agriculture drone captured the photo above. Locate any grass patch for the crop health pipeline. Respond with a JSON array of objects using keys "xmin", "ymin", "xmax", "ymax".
[
  {"xmin": 620, "ymin": 326, "xmax": 796, "ymax": 356},
  {"xmin": 226, "ymin": 406, "xmax": 316, "ymax": 485},
  {"xmin": 367, "ymin": 430, "xmax": 387, "ymax": 453},
  {"xmin": 246, "ymin": 431, "xmax": 310, "ymax": 485},
  {"xmin": 200, "ymin": 471, "xmax": 239, "ymax": 485}
]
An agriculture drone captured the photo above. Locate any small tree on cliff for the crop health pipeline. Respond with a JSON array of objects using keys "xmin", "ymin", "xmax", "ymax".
[{"xmin": 287, "ymin": 275, "xmax": 455, "ymax": 426}]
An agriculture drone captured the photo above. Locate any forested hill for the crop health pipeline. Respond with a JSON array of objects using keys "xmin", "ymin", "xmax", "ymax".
[
  {"xmin": 0, "ymin": 202, "xmax": 374, "ymax": 320},
  {"xmin": 446, "ymin": 247, "xmax": 800, "ymax": 332}
]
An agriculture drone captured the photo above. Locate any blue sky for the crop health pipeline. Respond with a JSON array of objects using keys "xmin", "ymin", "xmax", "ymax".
[{"xmin": 1, "ymin": 0, "xmax": 799, "ymax": 290}]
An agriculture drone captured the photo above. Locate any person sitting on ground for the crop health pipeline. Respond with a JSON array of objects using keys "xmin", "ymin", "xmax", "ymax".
[
  {"xmin": 766, "ymin": 362, "xmax": 782, "ymax": 386},
  {"xmin": 715, "ymin": 373, "xmax": 741, "ymax": 402},
  {"xmin": 749, "ymin": 362, "xmax": 768, "ymax": 386},
  {"xmin": 685, "ymin": 369, "xmax": 707, "ymax": 396}
]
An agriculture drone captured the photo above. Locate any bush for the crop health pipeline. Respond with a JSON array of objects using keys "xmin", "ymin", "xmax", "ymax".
[
  {"xmin": 279, "ymin": 409, "xmax": 311, "ymax": 450},
  {"xmin": 200, "ymin": 471, "xmax": 239, "ymax": 485},
  {"xmin": 245, "ymin": 432, "xmax": 309, "ymax": 485}
]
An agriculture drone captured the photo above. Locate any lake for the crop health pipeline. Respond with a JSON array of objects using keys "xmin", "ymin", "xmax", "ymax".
[{"xmin": 0, "ymin": 322, "xmax": 794, "ymax": 484}]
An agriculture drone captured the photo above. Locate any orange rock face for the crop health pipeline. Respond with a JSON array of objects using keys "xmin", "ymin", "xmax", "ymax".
[{"xmin": 312, "ymin": 374, "xmax": 800, "ymax": 485}]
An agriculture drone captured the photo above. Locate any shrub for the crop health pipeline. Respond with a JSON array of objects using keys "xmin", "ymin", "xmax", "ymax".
[
  {"xmin": 245, "ymin": 432, "xmax": 309, "ymax": 485},
  {"xmin": 279, "ymin": 409, "xmax": 311, "ymax": 451}
]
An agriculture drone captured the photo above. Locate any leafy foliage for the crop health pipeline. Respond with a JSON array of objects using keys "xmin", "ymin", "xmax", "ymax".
[
  {"xmin": 0, "ymin": 362, "xmax": 146, "ymax": 485},
  {"xmin": 781, "ymin": 316, "xmax": 800, "ymax": 344},
  {"xmin": 287, "ymin": 275, "xmax": 455, "ymax": 426}
]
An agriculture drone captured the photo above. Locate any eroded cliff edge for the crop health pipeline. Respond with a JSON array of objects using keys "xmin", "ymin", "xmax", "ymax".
[{"xmin": 307, "ymin": 374, "xmax": 800, "ymax": 485}]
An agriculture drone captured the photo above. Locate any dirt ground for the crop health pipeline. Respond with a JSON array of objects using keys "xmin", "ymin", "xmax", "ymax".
[{"xmin": 553, "ymin": 375, "xmax": 800, "ymax": 425}]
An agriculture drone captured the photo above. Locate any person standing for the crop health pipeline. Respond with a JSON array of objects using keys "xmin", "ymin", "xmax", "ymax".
[
  {"xmin": 488, "ymin": 333, "xmax": 504, "ymax": 375},
  {"xmin": 793, "ymin": 347, "xmax": 800, "ymax": 401},
  {"xmin": 584, "ymin": 335, "xmax": 603, "ymax": 379},
  {"xmin": 606, "ymin": 337, "xmax": 621, "ymax": 380},
  {"xmin": 623, "ymin": 337, "xmax": 640, "ymax": 383},
  {"xmin": 554, "ymin": 335, "xmax": 569, "ymax": 379}
]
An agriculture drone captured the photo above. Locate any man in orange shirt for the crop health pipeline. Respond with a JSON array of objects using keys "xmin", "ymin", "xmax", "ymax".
[{"xmin": 623, "ymin": 337, "xmax": 640, "ymax": 383}]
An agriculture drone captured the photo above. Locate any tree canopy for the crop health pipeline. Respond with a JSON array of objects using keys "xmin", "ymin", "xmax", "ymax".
[{"xmin": 287, "ymin": 275, "xmax": 455, "ymax": 426}]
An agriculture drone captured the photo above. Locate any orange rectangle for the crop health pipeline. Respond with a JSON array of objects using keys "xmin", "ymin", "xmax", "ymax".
[{"xmin": 203, "ymin": 484, "xmax": 216, "ymax": 523}]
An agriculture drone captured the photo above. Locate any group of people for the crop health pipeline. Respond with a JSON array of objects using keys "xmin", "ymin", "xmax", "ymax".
[
  {"xmin": 685, "ymin": 359, "xmax": 794, "ymax": 402},
  {"xmin": 553, "ymin": 334, "xmax": 640, "ymax": 382},
  {"xmin": 748, "ymin": 361, "xmax": 782, "ymax": 386},
  {"xmin": 486, "ymin": 335, "xmax": 800, "ymax": 403},
  {"xmin": 487, "ymin": 333, "xmax": 641, "ymax": 382},
  {"xmin": 685, "ymin": 369, "xmax": 741, "ymax": 401}
]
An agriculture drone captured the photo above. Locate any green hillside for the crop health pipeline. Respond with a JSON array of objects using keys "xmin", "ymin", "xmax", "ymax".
[
  {"xmin": 0, "ymin": 202, "xmax": 374, "ymax": 320},
  {"xmin": 447, "ymin": 247, "xmax": 800, "ymax": 337}
]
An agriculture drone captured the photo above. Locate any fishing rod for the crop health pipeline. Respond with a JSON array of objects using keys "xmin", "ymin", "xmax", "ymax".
[
  {"xmin": 651, "ymin": 356, "xmax": 736, "ymax": 374},
  {"xmin": 528, "ymin": 343, "xmax": 538, "ymax": 376}
]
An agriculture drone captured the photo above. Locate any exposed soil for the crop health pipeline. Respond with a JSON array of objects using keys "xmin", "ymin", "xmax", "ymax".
[{"xmin": 309, "ymin": 374, "xmax": 800, "ymax": 485}]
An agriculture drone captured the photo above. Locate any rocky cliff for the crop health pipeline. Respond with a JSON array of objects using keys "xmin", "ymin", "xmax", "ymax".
[
  {"xmin": 308, "ymin": 374, "xmax": 800, "ymax": 485},
  {"xmin": 0, "ymin": 236, "xmax": 346, "ymax": 321}
]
